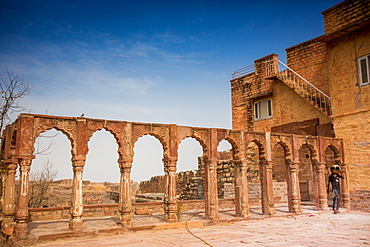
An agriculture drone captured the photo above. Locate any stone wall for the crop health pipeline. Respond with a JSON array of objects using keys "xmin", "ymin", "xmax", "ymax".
[
  {"xmin": 323, "ymin": 0, "xmax": 370, "ymax": 35},
  {"xmin": 286, "ymin": 38, "xmax": 330, "ymax": 96},
  {"xmin": 231, "ymin": 51, "xmax": 332, "ymax": 134},
  {"xmin": 231, "ymin": 54, "xmax": 277, "ymax": 131},
  {"xmin": 139, "ymin": 176, "xmax": 166, "ymax": 194},
  {"xmin": 350, "ymin": 190, "xmax": 370, "ymax": 212},
  {"xmin": 325, "ymin": 11, "xmax": 370, "ymax": 196},
  {"xmin": 28, "ymin": 199, "xmax": 236, "ymax": 222}
]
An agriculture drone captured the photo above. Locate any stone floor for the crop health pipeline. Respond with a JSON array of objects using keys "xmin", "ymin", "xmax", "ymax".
[
  {"xmin": 27, "ymin": 204, "xmax": 321, "ymax": 239},
  {"xmin": 20, "ymin": 205, "xmax": 370, "ymax": 247}
]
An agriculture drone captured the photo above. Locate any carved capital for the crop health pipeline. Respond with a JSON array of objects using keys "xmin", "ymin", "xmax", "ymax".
[
  {"xmin": 313, "ymin": 162, "xmax": 326, "ymax": 172},
  {"xmin": 118, "ymin": 157, "xmax": 133, "ymax": 164},
  {"xmin": 6, "ymin": 163, "xmax": 18, "ymax": 171},
  {"xmin": 164, "ymin": 165, "xmax": 176, "ymax": 173},
  {"xmin": 162, "ymin": 157, "xmax": 178, "ymax": 165},
  {"xmin": 72, "ymin": 155, "xmax": 85, "ymax": 167},
  {"xmin": 18, "ymin": 158, "xmax": 32, "ymax": 168},
  {"xmin": 72, "ymin": 166, "xmax": 84, "ymax": 173},
  {"xmin": 120, "ymin": 166, "xmax": 131, "ymax": 173},
  {"xmin": 289, "ymin": 162, "xmax": 299, "ymax": 172},
  {"xmin": 119, "ymin": 159, "xmax": 133, "ymax": 169}
]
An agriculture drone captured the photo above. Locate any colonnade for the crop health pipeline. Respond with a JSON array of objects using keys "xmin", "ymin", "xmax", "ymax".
[{"xmin": 0, "ymin": 114, "xmax": 349, "ymax": 239}]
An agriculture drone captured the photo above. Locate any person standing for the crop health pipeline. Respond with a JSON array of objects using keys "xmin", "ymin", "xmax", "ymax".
[{"xmin": 327, "ymin": 166, "xmax": 344, "ymax": 214}]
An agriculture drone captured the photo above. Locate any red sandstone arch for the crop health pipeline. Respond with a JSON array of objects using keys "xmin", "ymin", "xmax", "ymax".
[
  {"xmin": 33, "ymin": 127, "xmax": 75, "ymax": 158},
  {"xmin": 2, "ymin": 113, "xmax": 346, "ymax": 239}
]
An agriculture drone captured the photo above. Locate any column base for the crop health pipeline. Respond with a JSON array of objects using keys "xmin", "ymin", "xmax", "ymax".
[
  {"xmin": 118, "ymin": 214, "xmax": 132, "ymax": 227},
  {"xmin": 14, "ymin": 221, "xmax": 28, "ymax": 239},
  {"xmin": 164, "ymin": 212, "xmax": 178, "ymax": 223},
  {"xmin": 164, "ymin": 202, "xmax": 178, "ymax": 223},
  {"xmin": 2, "ymin": 216, "xmax": 15, "ymax": 236},
  {"xmin": 69, "ymin": 218, "xmax": 83, "ymax": 231},
  {"xmin": 236, "ymin": 210, "xmax": 250, "ymax": 219}
]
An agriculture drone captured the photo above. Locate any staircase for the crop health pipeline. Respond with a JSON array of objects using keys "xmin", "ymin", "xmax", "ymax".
[{"xmin": 264, "ymin": 59, "xmax": 332, "ymax": 116}]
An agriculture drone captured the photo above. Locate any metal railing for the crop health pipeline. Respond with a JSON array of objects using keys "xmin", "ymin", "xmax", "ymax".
[
  {"xmin": 265, "ymin": 59, "xmax": 332, "ymax": 115},
  {"xmin": 231, "ymin": 64, "xmax": 254, "ymax": 79}
]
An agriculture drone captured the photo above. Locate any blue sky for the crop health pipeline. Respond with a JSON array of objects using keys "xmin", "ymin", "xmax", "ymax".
[{"xmin": 0, "ymin": 0, "xmax": 340, "ymax": 183}]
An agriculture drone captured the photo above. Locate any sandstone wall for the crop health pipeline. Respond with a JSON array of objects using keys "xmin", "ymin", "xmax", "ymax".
[
  {"xmin": 28, "ymin": 199, "xmax": 236, "ymax": 222},
  {"xmin": 327, "ymin": 24, "xmax": 370, "ymax": 196},
  {"xmin": 286, "ymin": 38, "xmax": 330, "ymax": 96},
  {"xmin": 323, "ymin": 0, "xmax": 370, "ymax": 35},
  {"xmin": 231, "ymin": 50, "xmax": 331, "ymax": 134}
]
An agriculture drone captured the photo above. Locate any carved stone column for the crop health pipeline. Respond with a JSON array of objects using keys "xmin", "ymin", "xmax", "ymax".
[
  {"xmin": 204, "ymin": 157, "xmax": 219, "ymax": 221},
  {"xmin": 118, "ymin": 157, "xmax": 133, "ymax": 227},
  {"xmin": 2, "ymin": 163, "xmax": 17, "ymax": 235},
  {"xmin": 163, "ymin": 157, "xmax": 177, "ymax": 222},
  {"xmin": 14, "ymin": 158, "xmax": 32, "ymax": 239},
  {"xmin": 315, "ymin": 162, "xmax": 328, "ymax": 210},
  {"xmin": 339, "ymin": 163, "xmax": 350, "ymax": 209},
  {"xmin": 234, "ymin": 159, "xmax": 250, "ymax": 218},
  {"xmin": 69, "ymin": 155, "xmax": 85, "ymax": 231},
  {"xmin": 288, "ymin": 161, "xmax": 302, "ymax": 214},
  {"xmin": 260, "ymin": 159, "xmax": 275, "ymax": 215}
]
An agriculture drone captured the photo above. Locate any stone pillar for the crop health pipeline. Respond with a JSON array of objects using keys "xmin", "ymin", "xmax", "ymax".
[
  {"xmin": 234, "ymin": 159, "xmax": 250, "ymax": 218},
  {"xmin": 339, "ymin": 163, "xmax": 350, "ymax": 209},
  {"xmin": 14, "ymin": 158, "xmax": 32, "ymax": 239},
  {"xmin": 118, "ymin": 157, "xmax": 133, "ymax": 227},
  {"xmin": 204, "ymin": 157, "xmax": 219, "ymax": 221},
  {"xmin": 287, "ymin": 161, "xmax": 302, "ymax": 214},
  {"xmin": 1, "ymin": 163, "xmax": 17, "ymax": 236},
  {"xmin": 315, "ymin": 162, "xmax": 328, "ymax": 211},
  {"xmin": 163, "ymin": 157, "xmax": 177, "ymax": 222},
  {"xmin": 69, "ymin": 155, "xmax": 85, "ymax": 231},
  {"xmin": 260, "ymin": 159, "xmax": 275, "ymax": 215}
]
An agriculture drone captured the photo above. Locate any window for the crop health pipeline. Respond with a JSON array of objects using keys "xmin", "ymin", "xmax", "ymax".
[
  {"xmin": 357, "ymin": 55, "xmax": 370, "ymax": 86},
  {"xmin": 254, "ymin": 99, "xmax": 272, "ymax": 120}
]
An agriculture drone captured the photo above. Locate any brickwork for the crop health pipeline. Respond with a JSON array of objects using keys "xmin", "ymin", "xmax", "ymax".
[
  {"xmin": 231, "ymin": 53, "xmax": 332, "ymax": 133},
  {"xmin": 350, "ymin": 190, "xmax": 370, "ymax": 212},
  {"xmin": 231, "ymin": 54, "xmax": 276, "ymax": 131},
  {"xmin": 28, "ymin": 199, "xmax": 236, "ymax": 222},
  {"xmin": 323, "ymin": 0, "xmax": 370, "ymax": 35},
  {"xmin": 139, "ymin": 176, "xmax": 166, "ymax": 194},
  {"xmin": 286, "ymin": 38, "xmax": 330, "ymax": 96},
  {"xmin": 333, "ymin": 112, "xmax": 370, "ymax": 192},
  {"xmin": 325, "ymin": 2, "xmax": 370, "ymax": 200}
]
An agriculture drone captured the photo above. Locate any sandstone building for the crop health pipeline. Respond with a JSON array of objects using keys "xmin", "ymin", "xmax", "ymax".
[
  {"xmin": 0, "ymin": 0, "xmax": 367, "ymax": 241},
  {"xmin": 231, "ymin": 0, "xmax": 370, "ymax": 211}
]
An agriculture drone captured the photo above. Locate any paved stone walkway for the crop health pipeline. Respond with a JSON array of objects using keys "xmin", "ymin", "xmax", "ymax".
[
  {"xmin": 27, "ymin": 204, "xmax": 319, "ymax": 239},
  {"xmin": 22, "ymin": 207, "xmax": 370, "ymax": 246}
]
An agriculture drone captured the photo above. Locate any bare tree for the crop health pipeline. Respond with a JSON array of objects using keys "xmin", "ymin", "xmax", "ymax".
[
  {"xmin": 0, "ymin": 68, "xmax": 32, "ymax": 135},
  {"xmin": 0, "ymin": 68, "xmax": 32, "ymax": 213},
  {"xmin": 28, "ymin": 161, "xmax": 58, "ymax": 208}
]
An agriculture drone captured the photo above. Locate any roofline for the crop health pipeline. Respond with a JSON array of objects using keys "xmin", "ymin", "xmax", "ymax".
[{"xmin": 321, "ymin": 0, "xmax": 347, "ymax": 15}]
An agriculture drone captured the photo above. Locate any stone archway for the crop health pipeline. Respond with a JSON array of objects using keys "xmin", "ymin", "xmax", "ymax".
[
  {"xmin": 1, "ymin": 114, "xmax": 345, "ymax": 240},
  {"xmin": 298, "ymin": 145, "xmax": 314, "ymax": 202},
  {"xmin": 272, "ymin": 143, "xmax": 289, "ymax": 209}
]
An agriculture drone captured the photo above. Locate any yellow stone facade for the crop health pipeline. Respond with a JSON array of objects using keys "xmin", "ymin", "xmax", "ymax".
[
  {"xmin": 231, "ymin": 0, "xmax": 370, "ymax": 211},
  {"xmin": 323, "ymin": 0, "xmax": 370, "ymax": 206}
]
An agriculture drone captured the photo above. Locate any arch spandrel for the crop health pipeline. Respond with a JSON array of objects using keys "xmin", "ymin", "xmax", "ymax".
[
  {"xmin": 324, "ymin": 145, "xmax": 341, "ymax": 163},
  {"xmin": 32, "ymin": 117, "xmax": 77, "ymax": 157},
  {"xmin": 319, "ymin": 137, "xmax": 344, "ymax": 163},
  {"xmin": 178, "ymin": 136, "xmax": 207, "ymax": 155},
  {"xmin": 274, "ymin": 141, "xmax": 292, "ymax": 162},
  {"xmin": 244, "ymin": 132, "xmax": 267, "ymax": 159},
  {"xmin": 271, "ymin": 133, "xmax": 293, "ymax": 161},
  {"xmin": 216, "ymin": 130, "xmax": 241, "ymax": 160},
  {"xmin": 85, "ymin": 119, "xmax": 125, "ymax": 158},
  {"xmin": 131, "ymin": 123, "xmax": 170, "ymax": 159},
  {"xmin": 295, "ymin": 136, "xmax": 319, "ymax": 163}
]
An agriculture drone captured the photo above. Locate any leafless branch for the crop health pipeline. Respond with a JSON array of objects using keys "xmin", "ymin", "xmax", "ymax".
[
  {"xmin": 0, "ymin": 67, "xmax": 32, "ymax": 133},
  {"xmin": 28, "ymin": 161, "xmax": 58, "ymax": 208}
]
